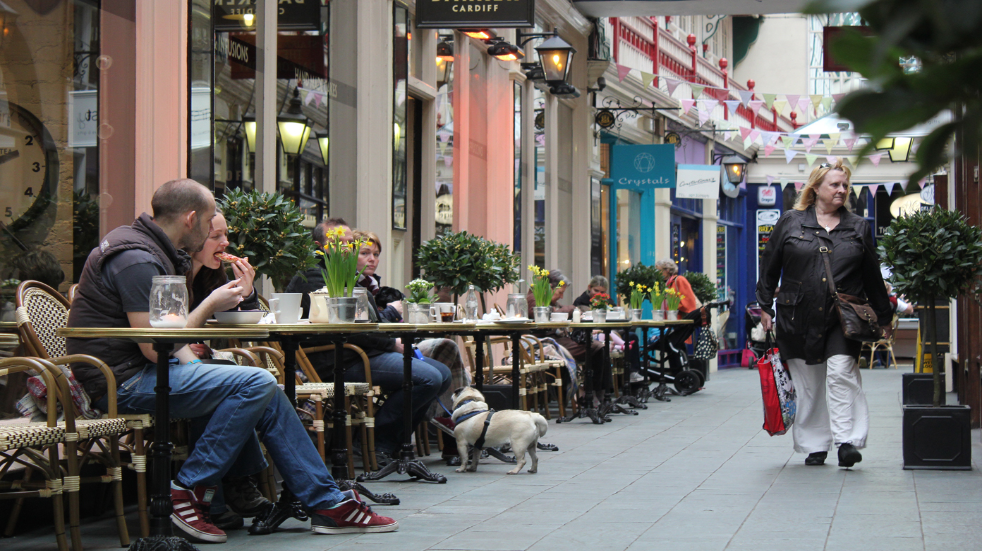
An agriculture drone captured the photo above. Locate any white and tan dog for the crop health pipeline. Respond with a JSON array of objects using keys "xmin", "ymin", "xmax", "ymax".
[{"xmin": 450, "ymin": 387, "xmax": 548, "ymax": 474}]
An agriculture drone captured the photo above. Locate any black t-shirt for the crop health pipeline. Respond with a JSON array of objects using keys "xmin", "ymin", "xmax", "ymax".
[{"xmin": 103, "ymin": 249, "xmax": 165, "ymax": 312}]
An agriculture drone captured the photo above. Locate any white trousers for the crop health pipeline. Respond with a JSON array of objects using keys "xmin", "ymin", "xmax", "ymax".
[{"xmin": 785, "ymin": 355, "xmax": 868, "ymax": 454}]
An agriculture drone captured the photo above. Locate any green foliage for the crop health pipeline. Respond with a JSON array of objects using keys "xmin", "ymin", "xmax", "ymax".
[
  {"xmin": 406, "ymin": 279, "xmax": 437, "ymax": 304},
  {"xmin": 73, "ymin": 190, "xmax": 100, "ymax": 281},
  {"xmin": 219, "ymin": 188, "xmax": 318, "ymax": 292},
  {"xmin": 878, "ymin": 208, "xmax": 982, "ymax": 303},
  {"xmin": 806, "ymin": 0, "xmax": 982, "ymax": 185},
  {"xmin": 416, "ymin": 231, "xmax": 520, "ymax": 301},
  {"xmin": 686, "ymin": 272, "xmax": 718, "ymax": 304},
  {"xmin": 615, "ymin": 263, "xmax": 664, "ymax": 305}
]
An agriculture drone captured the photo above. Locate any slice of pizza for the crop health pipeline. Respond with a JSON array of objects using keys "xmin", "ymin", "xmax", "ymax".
[{"xmin": 215, "ymin": 251, "xmax": 242, "ymax": 263}]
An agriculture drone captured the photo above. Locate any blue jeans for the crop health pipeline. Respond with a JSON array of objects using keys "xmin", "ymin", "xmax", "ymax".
[
  {"xmin": 344, "ymin": 353, "xmax": 451, "ymax": 453},
  {"xmin": 109, "ymin": 362, "xmax": 345, "ymax": 510}
]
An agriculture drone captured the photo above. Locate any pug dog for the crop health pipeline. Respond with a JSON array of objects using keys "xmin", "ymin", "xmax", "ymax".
[{"xmin": 450, "ymin": 387, "xmax": 548, "ymax": 474}]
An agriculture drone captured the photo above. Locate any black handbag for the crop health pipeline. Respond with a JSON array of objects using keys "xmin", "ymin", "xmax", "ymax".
[{"xmin": 820, "ymin": 246, "xmax": 882, "ymax": 342}]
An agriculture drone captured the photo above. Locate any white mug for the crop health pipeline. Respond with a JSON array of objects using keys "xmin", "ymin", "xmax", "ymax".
[{"xmin": 269, "ymin": 293, "xmax": 302, "ymax": 324}]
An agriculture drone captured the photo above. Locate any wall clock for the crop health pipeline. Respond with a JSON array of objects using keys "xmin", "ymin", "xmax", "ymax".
[{"xmin": 0, "ymin": 102, "xmax": 58, "ymax": 233}]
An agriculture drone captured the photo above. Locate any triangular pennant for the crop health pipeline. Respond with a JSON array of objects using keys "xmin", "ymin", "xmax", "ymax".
[
  {"xmin": 438, "ymin": 132, "xmax": 451, "ymax": 143},
  {"xmin": 821, "ymin": 97, "xmax": 833, "ymax": 112},
  {"xmin": 641, "ymin": 71, "xmax": 655, "ymax": 89},
  {"xmin": 766, "ymin": 175, "xmax": 775, "ymax": 185},
  {"xmin": 749, "ymin": 100, "xmax": 765, "ymax": 116},
  {"xmin": 797, "ymin": 97, "xmax": 811, "ymax": 114},
  {"xmin": 743, "ymin": 137, "xmax": 754, "ymax": 150},
  {"xmin": 810, "ymin": 94, "xmax": 824, "ymax": 109},
  {"xmin": 691, "ymin": 84, "xmax": 705, "ymax": 99},
  {"xmin": 764, "ymin": 144, "xmax": 776, "ymax": 157},
  {"xmin": 802, "ymin": 136, "xmax": 817, "ymax": 153},
  {"xmin": 300, "ymin": 89, "xmax": 313, "ymax": 105},
  {"xmin": 445, "ymin": 155, "xmax": 453, "ymax": 167},
  {"xmin": 781, "ymin": 136, "xmax": 795, "ymax": 148},
  {"xmin": 843, "ymin": 137, "xmax": 858, "ymax": 151},
  {"xmin": 869, "ymin": 153, "xmax": 883, "ymax": 166},
  {"xmin": 438, "ymin": 141, "xmax": 447, "ymax": 156},
  {"xmin": 785, "ymin": 149, "xmax": 798, "ymax": 163},
  {"xmin": 844, "ymin": 156, "xmax": 859, "ymax": 168},
  {"xmin": 762, "ymin": 93, "xmax": 777, "ymax": 110},
  {"xmin": 749, "ymin": 129, "xmax": 761, "ymax": 143},
  {"xmin": 616, "ymin": 64, "xmax": 631, "ymax": 82},
  {"xmin": 315, "ymin": 92, "xmax": 325, "ymax": 107},
  {"xmin": 805, "ymin": 153, "xmax": 819, "ymax": 166},
  {"xmin": 699, "ymin": 99, "xmax": 719, "ymax": 113},
  {"xmin": 780, "ymin": 178, "xmax": 789, "ymax": 190},
  {"xmin": 852, "ymin": 185, "xmax": 862, "ymax": 197},
  {"xmin": 665, "ymin": 78, "xmax": 681, "ymax": 95},
  {"xmin": 884, "ymin": 182, "xmax": 896, "ymax": 195},
  {"xmin": 785, "ymin": 94, "xmax": 800, "ymax": 110},
  {"xmin": 832, "ymin": 93, "xmax": 845, "ymax": 103},
  {"xmin": 823, "ymin": 139, "xmax": 836, "ymax": 155},
  {"xmin": 680, "ymin": 99, "xmax": 695, "ymax": 115},
  {"xmin": 699, "ymin": 106, "xmax": 712, "ymax": 125},
  {"xmin": 738, "ymin": 89, "xmax": 754, "ymax": 107},
  {"xmin": 724, "ymin": 100, "xmax": 741, "ymax": 113},
  {"xmin": 826, "ymin": 155, "xmax": 838, "ymax": 165},
  {"xmin": 918, "ymin": 179, "xmax": 927, "ymax": 189},
  {"xmin": 828, "ymin": 133, "xmax": 841, "ymax": 146},
  {"xmin": 794, "ymin": 181, "xmax": 804, "ymax": 192},
  {"xmin": 772, "ymin": 99, "xmax": 787, "ymax": 115},
  {"xmin": 740, "ymin": 127, "xmax": 752, "ymax": 141},
  {"xmin": 869, "ymin": 183, "xmax": 881, "ymax": 195}
]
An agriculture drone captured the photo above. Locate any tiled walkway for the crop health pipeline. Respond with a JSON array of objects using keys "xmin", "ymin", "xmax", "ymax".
[{"xmin": 8, "ymin": 366, "xmax": 982, "ymax": 550}]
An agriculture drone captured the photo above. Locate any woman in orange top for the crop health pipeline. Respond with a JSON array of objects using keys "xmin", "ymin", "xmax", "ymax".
[{"xmin": 655, "ymin": 258, "xmax": 699, "ymax": 314}]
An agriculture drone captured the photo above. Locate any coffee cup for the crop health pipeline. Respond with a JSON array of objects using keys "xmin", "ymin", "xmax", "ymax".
[
  {"xmin": 432, "ymin": 302, "xmax": 458, "ymax": 323},
  {"xmin": 269, "ymin": 293, "xmax": 302, "ymax": 324}
]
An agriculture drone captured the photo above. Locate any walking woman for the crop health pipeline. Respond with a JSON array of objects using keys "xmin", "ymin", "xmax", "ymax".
[{"xmin": 756, "ymin": 160, "xmax": 892, "ymax": 467}]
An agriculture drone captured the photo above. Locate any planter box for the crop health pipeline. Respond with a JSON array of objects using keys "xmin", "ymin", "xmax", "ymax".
[
  {"xmin": 902, "ymin": 372, "xmax": 946, "ymax": 406},
  {"xmin": 902, "ymin": 404, "xmax": 972, "ymax": 470}
]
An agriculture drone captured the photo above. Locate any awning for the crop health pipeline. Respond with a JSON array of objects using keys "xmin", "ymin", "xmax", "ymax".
[
  {"xmin": 572, "ymin": 0, "xmax": 809, "ymax": 17},
  {"xmin": 792, "ymin": 112, "xmax": 953, "ymax": 138}
]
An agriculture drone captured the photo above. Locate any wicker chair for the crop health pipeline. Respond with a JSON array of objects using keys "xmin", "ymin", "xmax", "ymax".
[
  {"xmin": 0, "ymin": 357, "xmax": 81, "ymax": 551},
  {"xmin": 15, "ymin": 281, "xmax": 131, "ymax": 545}
]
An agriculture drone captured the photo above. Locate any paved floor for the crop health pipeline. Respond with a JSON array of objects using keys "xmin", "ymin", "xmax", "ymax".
[{"xmin": 8, "ymin": 366, "xmax": 982, "ymax": 551}]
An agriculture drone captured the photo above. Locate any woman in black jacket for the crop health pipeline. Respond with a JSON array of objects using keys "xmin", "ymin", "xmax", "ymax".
[{"xmin": 756, "ymin": 160, "xmax": 892, "ymax": 468}]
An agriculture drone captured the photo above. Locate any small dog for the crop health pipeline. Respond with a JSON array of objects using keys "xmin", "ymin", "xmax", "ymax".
[{"xmin": 450, "ymin": 387, "xmax": 548, "ymax": 474}]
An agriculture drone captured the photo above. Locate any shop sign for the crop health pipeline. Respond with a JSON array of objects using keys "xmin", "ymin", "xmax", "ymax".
[
  {"xmin": 68, "ymin": 90, "xmax": 98, "ymax": 148},
  {"xmin": 213, "ymin": 0, "xmax": 321, "ymax": 32},
  {"xmin": 757, "ymin": 185, "xmax": 777, "ymax": 206},
  {"xmin": 595, "ymin": 109, "xmax": 615, "ymax": 129},
  {"xmin": 610, "ymin": 144, "xmax": 675, "ymax": 189},
  {"xmin": 416, "ymin": 0, "xmax": 535, "ymax": 29},
  {"xmin": 756, "ymin": 209, "xmax": 781, "ymax": 282},
  {"xmin": 676, "ymin": 164, "xmax": 719, "ymax": 199},
  {"xmin": 665, "ymin": 131, "xmax": 681, "ymax": 146}
]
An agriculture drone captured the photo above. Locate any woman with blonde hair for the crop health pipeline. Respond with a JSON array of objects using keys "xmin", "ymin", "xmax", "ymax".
[{"xmin": 756, "ymin": 160, "xmax": 892, "ymax": 468}]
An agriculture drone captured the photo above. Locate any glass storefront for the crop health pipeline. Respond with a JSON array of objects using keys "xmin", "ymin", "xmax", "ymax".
[{"xmin": 434, "ymin": 33, "xmax": 454, "ymax": 238}]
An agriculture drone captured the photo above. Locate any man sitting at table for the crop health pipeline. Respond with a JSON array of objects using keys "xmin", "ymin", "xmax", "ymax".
[{"xmin": 67, "ymin": 179, "xmax": 397, "ymax": 543}]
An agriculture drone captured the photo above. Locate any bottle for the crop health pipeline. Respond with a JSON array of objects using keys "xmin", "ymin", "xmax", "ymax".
[
  {"xmin": 352, "ymin": 288, "xmax": 373, "ymax": 322},
  {"xmin": 464, "ymin": 285, "xmax": 480, "ymax": 321}
]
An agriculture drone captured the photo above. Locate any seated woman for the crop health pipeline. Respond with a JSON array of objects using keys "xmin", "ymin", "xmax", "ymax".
[
  {"xmin": 572, "ymin": 275, "xmax": 608, "ymax": 310},
  {"xmin": 186, "ymin": 210, "xmax": 270, "ymax": 529}
]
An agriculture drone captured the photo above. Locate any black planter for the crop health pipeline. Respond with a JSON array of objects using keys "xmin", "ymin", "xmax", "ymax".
[
  {"xmin": 902, "ymin": 372, "xmax": 946, "ymax": 405},
  {"xmin": 902, "ymin": 404, "xmax": 972, "ymax": 470}
]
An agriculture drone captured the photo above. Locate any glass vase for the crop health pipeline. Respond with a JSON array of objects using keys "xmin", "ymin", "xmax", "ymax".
[
  {"xmin": 592, "ymin": 309, "xmax": 607, "ymax": 323},
  {"xmin": 332, "ymin": 297, "xmax": 357, "ymax": 324},
  {"xmin": 149, "ymin": 276, "xmax": 188, "ymax": 328},
  {"xmin": 407, "ymin": 303, "xmax": 432, "ymax": 324},
  {"xmin": 533, "ymin": 306, "xmax": 551, "ymax": 323},
  {"xmin": 653, "ymin": 310, "xmax": 664, "ymax": 321},
  {"xmin": 630, "ymin": 308, "xmax": 642, "ymax": 321},
  {"xmin": 667, "ymin": 310, "xmax": 678, "ymax": 321}
]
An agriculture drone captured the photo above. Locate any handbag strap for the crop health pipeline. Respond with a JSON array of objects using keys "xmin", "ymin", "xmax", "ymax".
[{"xmin": 819, "ymin": 246, "xmax": 838, "ymax": 298}]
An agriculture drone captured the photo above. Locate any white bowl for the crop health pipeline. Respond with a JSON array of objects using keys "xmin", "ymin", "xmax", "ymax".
[{"xmin": 214, "ymin": 310, "xmax": 264, "ymax": 324}]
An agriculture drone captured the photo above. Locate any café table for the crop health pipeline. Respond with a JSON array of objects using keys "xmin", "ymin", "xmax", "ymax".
[
  {"xmin": 357, "ymin": 322, "xmax": 477, "ymax": 484},
  {"xmin": 631, "ymin": 319, "xmax": 695, "ymax": 403},
  {"xmin": 56, "ymin": 327, "xmax": 269, "ymax": 541},
  {"xmin": 470, "ymin": 321, "xmax": 570, "ymax": 409},
  {"xmin": 556, "ymin": 319, "xmax": 635, "ymax": 424}
]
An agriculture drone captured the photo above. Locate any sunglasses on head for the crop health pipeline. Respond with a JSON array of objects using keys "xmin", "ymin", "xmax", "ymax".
[{"xmin": 819, "ymin": 163, "xmax": 832, "ymax": 169}]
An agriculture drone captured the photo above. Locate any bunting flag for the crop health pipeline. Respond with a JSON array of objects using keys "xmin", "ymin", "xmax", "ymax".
[
  {"xmin": 743, "ymin": 137, "xmax": 754, "ymax": 150},
  {"xmin": 438, "ymin": 132, "xmax": 451, "ymax": 143},
  {"xmin": 759, "ymin": 131, "xmax": 774, "ymax": 145},
  {"xmin": 764, "ymin": 144, "xmax": 776, "ymax": 157},
  {"xmin": 884, "ymin": 182, "xmax": 896, "ymax": 195},
  {"xmin": 749, "ymin": 130, "xmax": 761, "ymax": 144},
  {"xmin": 803, "ymin": 135, "xmax": 820, "ymax": 153},
  {"xmin": 766, "ymin": 175, "xmax": 775, "ymax": 185},
  {"xmin": 844, "ymin": 156, "xmax": 859, "ymax": 168},
  {"xmin": 869, "ymin": 153, "xmax": 883, "ymax": 166},
  {"xmin": 698, "ymin": 99, "xmax": 719, "ymax": 113},
  {"xmin": 785, "ymin": 94, "xmax": 800, "ymax": 110},
  {"xmin": 810, "ymin": 94, "xmax": 824, "ymax": 109},
  {"xmin": 444, "ymin": 156, "xmax": 453, "ymax": 167},
  {"xmin": 680, "ymin": 99, "xmax": 695, "ymax": 115},
  {"xmin": 738, "ymin": 89, "xmax": 754, "ymax": 107},
  {"xmin": 805, "ymin": 153, "xmax": 819, "ymax": 166},
  {"xmin": 300, "ymin": 89, "xmax": 314, "ymax": 105},
  {"xmin": 843, "ymin": 136, "xmax": 858, "ymax": 151},
  {"xmin": 794, "ymin": 181, "xmax": 804, "ymax": 192},
  {"xmin": 869, "ymin": 183, "xmax": 881, "ymax": 195},
  {"xmin": 665, "ymin": 78, "xmax": 681, "ymax": 95},
  {"xmin": 740, "ymin": 127, "xmax": 753, "ymax": 141},
  {"xmin": 785, "ymin": 149, "xmax": 798, "ymax": 163},
  {"xmin": 918, "ymin": 179, "xmax": 927, "ymax": 189},
  {"xmin": 822, "ymin": 139, "xmax": 836, "ymax": 155},
  {"xmin": 641, "ymin": 71, "xmax": 655, "ymax": 88},
  {"xmin": 821, "ymin": 97, "xmax": 833, "ymax": 112},
  {"xmin": 724, "ymin": 99, "xmax": 741, "ymax": 113},
  {"xmin": 833, "ymin": 93, "xmax": 846, "ymax": 103},
  {"xmin": 691, "ymin": 84, "xmax": 705, "ymax": 99},
  {"xmin": 828, "ymin": 132, "xmax": 841, "ymax": 146},
  {"xmin": 763, "ymin": 93, "xmax": 777, "ymax": 110},
  {"xmin": 797, "ymin": 97, "xmax": 811, "ymax": 114},
  {"xmin": 438, "ymin": 141, "xmax": 447, "ymax": 156},
  {"xmin": 616, "ymin": 64, "xmax": 632, "ymax": 82},
  {"xmin": 699, "ymin": 106, "xmax": 712, "ymax": 125},
  {"xmin": 852, "ymin": 185, "xmax": 862, "ymax": 197},
  {"xmin": 826, "ymin": 155, "xmax": 838, "ymax": 165},
  {"xmin": 780, "ymin": 178, "xmax": 789, "ymax": 190},
  {"xmin": 749, "ymin": 100, "xmax": 765, "ymax": 116},
  {"xmin": 772, "ymin": 99, "xmax": 787, "ymax": 115},
  {"xmin": 781, "ymin": 136, "xmax": 795, "ymax": 148}
]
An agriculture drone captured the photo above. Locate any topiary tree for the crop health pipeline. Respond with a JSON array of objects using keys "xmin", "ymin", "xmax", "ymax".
[
  {"xmin": 615, "ymin": 263, "xmax": 664, "ymax": 306},
  {"xmin": 219, "ymin": 188, "xmax": 318, "ymax": 292},
  {"xmin": 416, "ymin": 230, "xmax": 520, "ymax": 311},
  {"xmin": 878, "ymin": 207, "xmax": 982, "ymax": 406},
  {"xmin": 685, "ymin": 272, "xmax": 718, "ymax": 304}
]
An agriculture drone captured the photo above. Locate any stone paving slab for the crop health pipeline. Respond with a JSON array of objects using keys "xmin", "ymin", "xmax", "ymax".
[{"xmin": 6, "ymin": 366, "xmax": 982, "ymax": 550}]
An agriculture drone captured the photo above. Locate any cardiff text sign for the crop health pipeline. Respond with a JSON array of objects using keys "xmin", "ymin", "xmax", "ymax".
[{"xmin": 416, "ymin": 0, "xmax": 535, "ymax": 28}]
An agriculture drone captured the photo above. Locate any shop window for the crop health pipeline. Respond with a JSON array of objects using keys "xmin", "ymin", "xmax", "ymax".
[
  {"xmin": 435, "ymin": 30, "xmax": 454, "ymax": 238},
  {"xmin": 533, "ymin": 89, "xmax": 545, "ymax": 267},
  {"xmin": 392, "ymin": 4, "xmax": 409, "ymax": 230},
  {"xmin": 513, "ymin": 81, "xmax": 522, "ymax": 252}
]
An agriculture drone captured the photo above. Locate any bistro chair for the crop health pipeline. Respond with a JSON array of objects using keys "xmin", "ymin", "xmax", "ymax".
[{"xmin": 862, "ymin": 313, "xmax": 900, "ymax": 369}]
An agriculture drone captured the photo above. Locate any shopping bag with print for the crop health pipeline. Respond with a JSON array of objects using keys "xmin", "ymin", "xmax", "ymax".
[{"xmin": 756, "ymin": 343, "xmax": 796, "ymax": 436}]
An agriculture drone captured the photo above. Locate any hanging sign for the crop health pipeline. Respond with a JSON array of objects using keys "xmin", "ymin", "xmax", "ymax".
[
  {"xmin": 756, "ymin": 209, "xmax": 781, "ymax": 282},
  {"xmin": 213, "ymin": 0, "xmax": 322, "ymax": 32},
  {"xmin": 758, "ymin": 185, "xmax": 777, "ymax": 206},
  {"xmin": 416, "ymin": 0, "xmax": 535, "ymax": 28},
  {"xmin": 610, "ymin": 143, "xmax": 676, "ymax": 189},
  {"xmin": 676, "ymin": 164, "xmax": 720, "ymax": 199},
  {"xmin": 665, "ymin": 131, "xmax": 682, "ymax": 146},
  {"xmin": 596, "ymin": 109, "xmax": 616, "ymax": 129}
]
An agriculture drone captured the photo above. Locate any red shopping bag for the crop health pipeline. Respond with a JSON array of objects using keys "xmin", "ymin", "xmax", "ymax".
[{"xmin": 757, "ymin": 346, "xmax": 796, "ymax": 436}]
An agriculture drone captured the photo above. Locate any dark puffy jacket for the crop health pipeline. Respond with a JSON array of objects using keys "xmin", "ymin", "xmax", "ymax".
[{"xmin": 756, "ymin": 205, "xmax": 892, "ymax": 364}]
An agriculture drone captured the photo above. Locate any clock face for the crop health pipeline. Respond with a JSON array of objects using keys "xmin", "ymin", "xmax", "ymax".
[{"xmin": 0, "ymin": 102, "xmax": 57, "ymax": 230}]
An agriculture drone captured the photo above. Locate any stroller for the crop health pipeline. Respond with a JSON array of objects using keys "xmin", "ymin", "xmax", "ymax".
[
  {"xmin": 744, "ymin": 302, "xmax": 772, "ymax": 368},
  {"xmin": 639, "ymin": 300, "xmax": 729, "ymax": 395}
]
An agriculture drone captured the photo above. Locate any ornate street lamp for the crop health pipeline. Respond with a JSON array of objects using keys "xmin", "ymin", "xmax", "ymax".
[{"xmin": 535, "ymin": 35, "xmax": 575, "ymax": 87}]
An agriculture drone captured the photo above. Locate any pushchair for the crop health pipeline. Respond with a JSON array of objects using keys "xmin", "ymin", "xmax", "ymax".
[
  {"xmin": 744, "ymin": 302, "xmax": 771, "ymax": 368},
  {"xmin": 639, "ymin": 300, "xmax": 729, "ymax": 395}
]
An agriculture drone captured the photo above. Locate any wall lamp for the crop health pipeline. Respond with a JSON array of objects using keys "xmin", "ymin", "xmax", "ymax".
[
  {"xmin": 486, "ymin": 37, "xmax": 524, "ymax": 61},
  {"xmin": 515, "ymin": 30, "xmax": 578, "ymax": 97},
  {"xmin": 460, "ymin": 28, "xmax": 495, "ymax": 40},
  {"xmin": 436, "ymin": 34, "xmax": 454, "ymax": 62},
  {"xmin": 277, "ymin": 88, "xmax": 313, "ymax": 156},
  {"xmin": 711, "ymin": 152, "xmax": 749, "ymax": 184},
  {"xmin": 242, "ymin": 113, "xmax": 257, "ymax": 153},
  {"xmin": 316, "ymin": 132, "xmax": 329, "ymax": 165}
]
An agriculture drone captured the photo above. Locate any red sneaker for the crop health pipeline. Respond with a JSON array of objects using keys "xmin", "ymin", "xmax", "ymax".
[
  {"xmin": 311, "ymin": 498, "xmax": 398, "ymax": 534},
  {"xmin": 171, "ymin": 484, "xmax": 227, "ymax": 543}
]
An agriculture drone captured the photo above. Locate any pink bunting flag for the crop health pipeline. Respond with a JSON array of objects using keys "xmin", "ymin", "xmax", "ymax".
[
  {"xmin": 764, "ymin": 144, "xmax": 776, "ymax": 157},
  {"xmin": 300, "ymin": 89, "xmax": 313, "ymax": 105},
  {"xmin": 794, "ymin": 182, "xmax": 804, "ymax": 192},
  {"xmin": 616, "ymin": 64, "xmax": 632, "ymax": 82},
  {"xmin": 438, "ymin": 132, "xmax": 451, "ymax": 143},
  {"xmin": 918, "ymin": 179, "xmax": 927, "ymax": 189},
  {"xmin": 826, "ymin": 155, "xmax": 838, "ymax": 165},
  {"xmin": 843, "ymin": 137, "xmax": 858, "ymax": 151},
  {"xmin": 868, "ymin": 153, "xmax": 883, "ymax": 166},
  {"xmin": 738, "ymin": 89, "xmax": 754, "ymax": 107},
  {"xmin": 444, "ymin": 156, "xmax": 453, "ymax": 167},
  {"xmin": 803, "ymin": 135, "xmax": 821, "ymax": 153},
  {"xmin": 680, "ymin": 99, "xmax": 695, "ymax": 115},
  {"xmin": 699, "ymin": 99, "xmax": 719, "ymax": 113},
  {"xmin": 740, "ymin": 127, "xmax": 752, "ymax": 141},
  {"xmin": 833, "ymin": 93, "xmax": 845, "ymax": 103},
  {"xmin": 724, "ymin": 100, "xmax": 741, "ymax": 113},
  {"xmin": 785, "ymin": 94, "xmax": 800, "ymax": 110},
  {"xmin": 869, "ymin": 183, "xmax": 881, "ymax": 195},
  {"xmin": 785, "ymin": 149, "xmax": 798, "ymax": 163},
  {"xmin": 766, "ymin": 175, "xmax": 775, "ymax": 185},
  {"xmin": 797, "ymin": 97, "xmax": 811, "ymax": 113},
  {"xmin": 749, "ymin": 129, "xmax": 761, "ymax": 143},
  {"xmin": 698, "ymin": 106, "xmax": 711, "ymax": 125},
  {"xmin": 749, "ymin": 100, "xmax": 764, "ymax": 116},
  {"xmin": 665, "ymin": 78, "xmax": 681, "ymax": 95}
]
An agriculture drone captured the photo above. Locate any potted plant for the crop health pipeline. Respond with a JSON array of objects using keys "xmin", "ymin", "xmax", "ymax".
[
  {"xmin": 686, "ymin": 272, "xmax": 720, "ymax": 304},
  {"xmin": 664, "ymin": 288, "xmax": 685, "ymax": 321},
  {"xmin": 649, "ymin": 282, "xmax": 665, "ymax": 321},
  {"xmin": 405, "ymin": 278, "xmax": 437, "ymax": 324},
  {"xmin": 219, "ymin": 188, "xmax": 318, "ymax": 292},
  {"xmin": 628, "ymin": 282, "xmax": 649, "ymax": 321},
  {"xmin": 416, "ymin": 230, "xmax": 520, "ymax": 312},
  {"xmin": 879, "ymin": 207, "xmax": 982, "ymax": 470},
  {"xmin": 615, "ymin": 263, "xmax": 664, "ymax": 307},
  {"xmin": 529, "ymin": 265, "xmax": 556, "ymax": 322},
  {"xmin": 590, "ymin": 292, "xmax": 610, "ymax": 323},
  {"xmin": 316, "ymin": 227, "xmax": 368, "ymax": 323}
]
